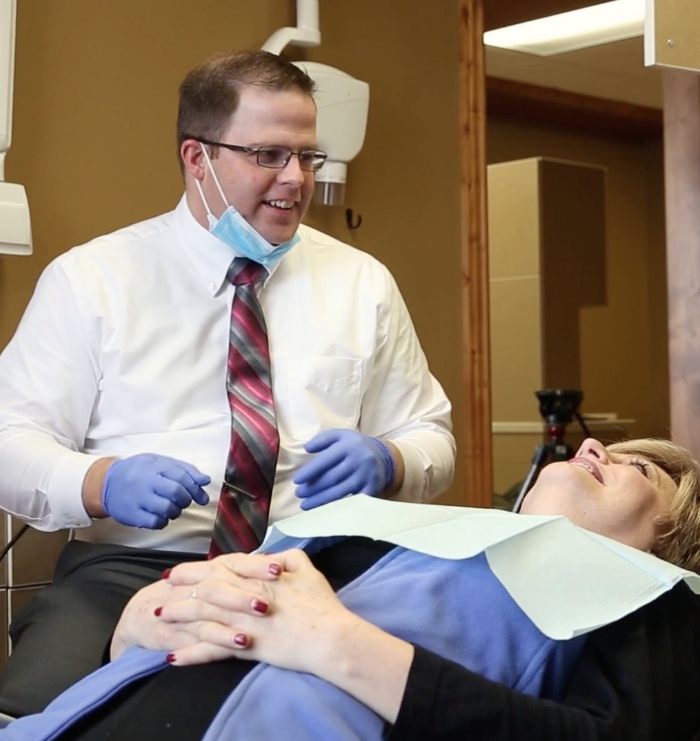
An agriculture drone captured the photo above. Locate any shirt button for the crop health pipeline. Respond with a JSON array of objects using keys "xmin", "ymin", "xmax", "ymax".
[{"xmin": 209, "ymin": 282, "xmax": 217, "ymax": 292}]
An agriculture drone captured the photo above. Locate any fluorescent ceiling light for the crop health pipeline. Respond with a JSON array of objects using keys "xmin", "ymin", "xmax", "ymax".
[{"xmin": 484, "ymin": 0, "xmax": 644, "ymax": 56}]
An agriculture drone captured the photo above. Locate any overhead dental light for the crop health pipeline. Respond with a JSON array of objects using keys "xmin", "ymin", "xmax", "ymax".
[
  {"xmin": 484, "ymin": 0, "xmax": 645, "ymax": 57},
  {"xmin": 0, "ymin": 0, "xmax": 31, "ymax": 255},
  {"xmin": 262, "ymin": 0, "xmax": 370, "ymax": 206}
]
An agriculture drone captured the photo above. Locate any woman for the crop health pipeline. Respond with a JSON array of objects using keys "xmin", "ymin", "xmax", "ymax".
[{"xmin": 6, "ymin": 438, "xmax": 700, "ymax": 740}]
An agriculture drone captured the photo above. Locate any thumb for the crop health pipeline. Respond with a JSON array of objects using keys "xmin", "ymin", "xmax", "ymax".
[{"xmin": 271, "ymin": 548, "xmax": 313, "ymax": 574}]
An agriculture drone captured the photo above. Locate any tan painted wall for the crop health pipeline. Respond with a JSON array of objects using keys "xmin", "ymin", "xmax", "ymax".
[
  {"xmin": 488, "ymin": 121, "xmax": 669, "ymax": 454},
  {"xmin": 1, "ymin": 0, "xmax": 465, "ymax": 503}
]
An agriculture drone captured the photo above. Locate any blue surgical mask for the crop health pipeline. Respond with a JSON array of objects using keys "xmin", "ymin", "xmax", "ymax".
[{"xmin": 195, "ymin": 145, "xmax": 300, "ymax": 269}]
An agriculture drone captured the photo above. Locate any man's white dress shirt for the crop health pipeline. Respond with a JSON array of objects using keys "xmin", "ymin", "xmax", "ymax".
[{"xmin": 0, "ymin": 197, "xmax": 455, "ymax": 552}]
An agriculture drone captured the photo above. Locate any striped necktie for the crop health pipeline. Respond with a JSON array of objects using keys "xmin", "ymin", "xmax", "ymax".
[{"xmin": 209, "ymin": 258, "xmax": 280, "ymax": 557}]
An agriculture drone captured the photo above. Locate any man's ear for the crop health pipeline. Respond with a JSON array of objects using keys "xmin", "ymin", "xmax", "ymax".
[{"xmin": 181, "ymin": 139, "xmax": 206, "ymax": 181}]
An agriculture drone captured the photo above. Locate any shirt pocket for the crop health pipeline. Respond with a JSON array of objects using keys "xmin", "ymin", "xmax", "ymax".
[{"xmin": 272, "ymin": 355, "xmax": 364, "ymax": 442}]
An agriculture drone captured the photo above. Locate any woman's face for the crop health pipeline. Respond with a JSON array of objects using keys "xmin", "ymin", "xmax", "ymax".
[{"xmin": 520, "ymin": 438, "xmax": 678, "ymax": 551}]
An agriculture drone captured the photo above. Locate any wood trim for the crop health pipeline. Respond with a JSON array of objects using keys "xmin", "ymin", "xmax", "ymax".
[
  {"xmin": 487, "ymin": 77, "xmax": 664, "ymax": 140},
  {"xmin": 663, "ymin": 69, "xmax": 700, "ymax": 458},
  {"xmin": 459, "ymin": 0, "xmax": 493, "ymax": 506}
]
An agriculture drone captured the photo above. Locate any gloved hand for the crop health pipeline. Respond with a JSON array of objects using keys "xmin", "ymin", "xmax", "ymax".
[
  {"xmin": 102, "ymin": 454, "xmax": 211, "ymax": 529},
  {"xmin": 294, "ymin": 429, "xmax": 396, "ymax": 510}
]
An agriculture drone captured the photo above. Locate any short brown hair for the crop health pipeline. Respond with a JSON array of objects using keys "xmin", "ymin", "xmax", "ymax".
[
  {"xmin": 176, "ymin": 50, "xmax": 316, "ymax": 171},
  {"xmin": 607, "ymin": 438, "xmax": 700, "ymax": 573}
]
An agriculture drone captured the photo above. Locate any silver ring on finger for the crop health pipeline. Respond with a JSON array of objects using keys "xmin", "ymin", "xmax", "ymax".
[{"xmin": 189, "ymin": 587, "xmax": 197, "ymax": 601}]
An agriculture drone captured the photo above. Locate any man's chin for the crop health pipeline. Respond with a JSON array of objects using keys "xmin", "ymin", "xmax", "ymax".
[
  {"xmin": 255, "ymin": 209, "xmax": 302, "ymax": 245},
  {"xmin": 259, "ymin": 227, "xmax": 298, "ymax": 246}
]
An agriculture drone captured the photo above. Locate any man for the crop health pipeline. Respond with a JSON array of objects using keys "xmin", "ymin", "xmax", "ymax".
[{"xmin": 0, "ymin": 50, "xmax": 455, "ymax": 714}]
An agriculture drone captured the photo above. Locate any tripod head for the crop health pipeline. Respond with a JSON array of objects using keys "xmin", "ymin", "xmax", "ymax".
[{"xmin": 536, "ymin": 389, "xmax": 583, "ymax": 428}]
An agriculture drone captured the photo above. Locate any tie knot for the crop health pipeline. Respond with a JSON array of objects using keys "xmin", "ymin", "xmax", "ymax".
[{"xmin": 227, "ymin": 258, "xmax": 266, "ymax": 287}]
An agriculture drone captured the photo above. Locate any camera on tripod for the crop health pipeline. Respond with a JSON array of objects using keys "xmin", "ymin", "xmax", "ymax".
[
  {"xmin": 511, "ymin": 389, "xmax": 588, "ymax": 513},
  {"xmin": 536, "ymin": 389, "xmax": 583, "ymax": 428}
]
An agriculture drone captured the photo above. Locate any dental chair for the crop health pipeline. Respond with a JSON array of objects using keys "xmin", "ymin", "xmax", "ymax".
[{"xmin": 0, "ymin": 524, "xmax": 32, "ymax": 730}]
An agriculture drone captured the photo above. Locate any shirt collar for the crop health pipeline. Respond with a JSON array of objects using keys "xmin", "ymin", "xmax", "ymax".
[{"xmin": 174, "ymin": 195, "xmax": 282, "ymax": 296}]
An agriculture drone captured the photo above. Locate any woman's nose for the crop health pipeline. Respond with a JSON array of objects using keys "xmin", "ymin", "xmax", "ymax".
[{"xmin": 574, "ymin": 437, "xmax": 609, "ymax": 463}]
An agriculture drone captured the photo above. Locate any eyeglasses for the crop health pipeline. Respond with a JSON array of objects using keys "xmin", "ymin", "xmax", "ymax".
[{"xmin": 191, "ymin": 136, "xmax": 328, "ymax": 173}]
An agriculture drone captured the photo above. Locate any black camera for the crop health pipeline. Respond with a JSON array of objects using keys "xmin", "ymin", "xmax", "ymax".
[{"xmin": 536, "ymin": 389, "xmax": 583, "ymax": 428}]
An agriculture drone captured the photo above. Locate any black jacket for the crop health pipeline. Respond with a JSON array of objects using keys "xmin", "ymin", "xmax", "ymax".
[{"xmin": 389, "ymin": 583, "xmax": 700, "ymax": 740}]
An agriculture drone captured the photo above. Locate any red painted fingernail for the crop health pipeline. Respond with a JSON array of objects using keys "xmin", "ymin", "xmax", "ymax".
[
  {"xmin": 252, "ymin": 599, "xmax": 268, "ymax": 615},
  {"xmin": 161, "ymin": 568, "xmax": 172, "ymax": 580},
  {"xmin": 267, "ymin": 563, "xmax": 282, "ymax": 576},
  {"xmin": 233, "ymin": 633, "xmax": 248, "ymax": 648},
  {"xmin": 166, "ymin": 653, "xmax": 176, "ymax": 664},
  {"xmin": 154, "ymin": 607, "xmax": 163, "ymax": 617}
]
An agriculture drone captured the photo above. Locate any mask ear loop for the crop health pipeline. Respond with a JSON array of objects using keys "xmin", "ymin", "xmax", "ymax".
[
  {"xmin": 194, "ymin": 178, "xmax": 216, "ymax": 228},
  {"xmin": 199, "ymin": 143, "xmax": 230, "ymax": 215}
]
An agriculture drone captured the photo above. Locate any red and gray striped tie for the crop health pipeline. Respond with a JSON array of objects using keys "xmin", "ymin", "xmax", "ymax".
[{"xmin": 209, "ymin": 258, "xmax": 280, "ymax": 557}]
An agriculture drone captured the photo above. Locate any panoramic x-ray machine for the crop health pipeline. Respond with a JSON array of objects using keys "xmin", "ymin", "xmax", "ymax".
[{"xmin": 262, "ymin": 0, "xmax": 370, "ymax": 206}]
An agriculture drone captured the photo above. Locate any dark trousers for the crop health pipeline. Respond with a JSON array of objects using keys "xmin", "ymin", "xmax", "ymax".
[{"xmin": 0, "ymin": 540, "xmax": 204, "ymax": 717}]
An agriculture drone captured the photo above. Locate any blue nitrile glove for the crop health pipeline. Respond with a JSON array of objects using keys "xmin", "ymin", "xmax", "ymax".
[
  {"xmin": 102, "ymin": 453, "xmax": 211, "ymax": 529},
  {"xmin": 294, "ymin": 429, "xmax": 396, "ymax": 510}
]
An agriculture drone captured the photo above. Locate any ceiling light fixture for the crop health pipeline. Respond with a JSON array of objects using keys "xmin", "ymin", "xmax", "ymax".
[{"xmin": 484, "ymin": 0, "xmax": 644, "ymax": 57}]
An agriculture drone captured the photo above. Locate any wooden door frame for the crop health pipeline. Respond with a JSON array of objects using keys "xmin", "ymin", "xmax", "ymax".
[{"xmin": 458, "ymin": 0, "xmax": 492, "ymax": 506}]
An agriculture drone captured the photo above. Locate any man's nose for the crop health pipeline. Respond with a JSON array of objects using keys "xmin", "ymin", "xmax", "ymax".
[
  {"xmin": 277, "ymin": 154, "xmax": 305, "ymax": 186},
  {"xmin": 574, "ymin": 437, "xmax": 609, "ymax": 463}
]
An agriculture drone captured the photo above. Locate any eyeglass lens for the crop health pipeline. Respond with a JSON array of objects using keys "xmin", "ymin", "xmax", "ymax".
[{"xmin": 256, "ymin": 147, "xmax": 326, "ymax": 172}]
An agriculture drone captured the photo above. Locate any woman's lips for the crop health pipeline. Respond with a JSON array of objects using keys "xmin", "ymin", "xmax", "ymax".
[{"xmin": 568, "ymin": 457, "xmax": 604, "ymax": 484}]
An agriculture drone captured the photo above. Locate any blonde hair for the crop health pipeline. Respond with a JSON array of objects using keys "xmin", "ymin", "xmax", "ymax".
[{"xmin": 607, "ymin": 438, "xmax": 700, "ymax": 573}]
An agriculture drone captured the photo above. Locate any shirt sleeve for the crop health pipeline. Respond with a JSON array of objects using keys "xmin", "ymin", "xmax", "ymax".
[
  {"xmin": 359, "ymin": 266, "xmax": 455, "ymax": 503},
  {"xmin": 0, "ymin": 259, "xmax": 100, "ymax": 530},
  {"xmin": 386, "ymin": 584, "xmax": 700, "ymax": 741}
]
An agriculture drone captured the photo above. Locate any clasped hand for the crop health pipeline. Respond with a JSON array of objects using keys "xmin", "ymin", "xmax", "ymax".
[
  {"xmin": 102, "ymin": 454, "xmax": 211, "ymax": 529},
  {"xmin": 112, "ymin": 550, "xmax": 356, "ymax": 675},
  {"xmin": 294, "ymin": 429, "xmax": 396, "ymax": 509}
]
